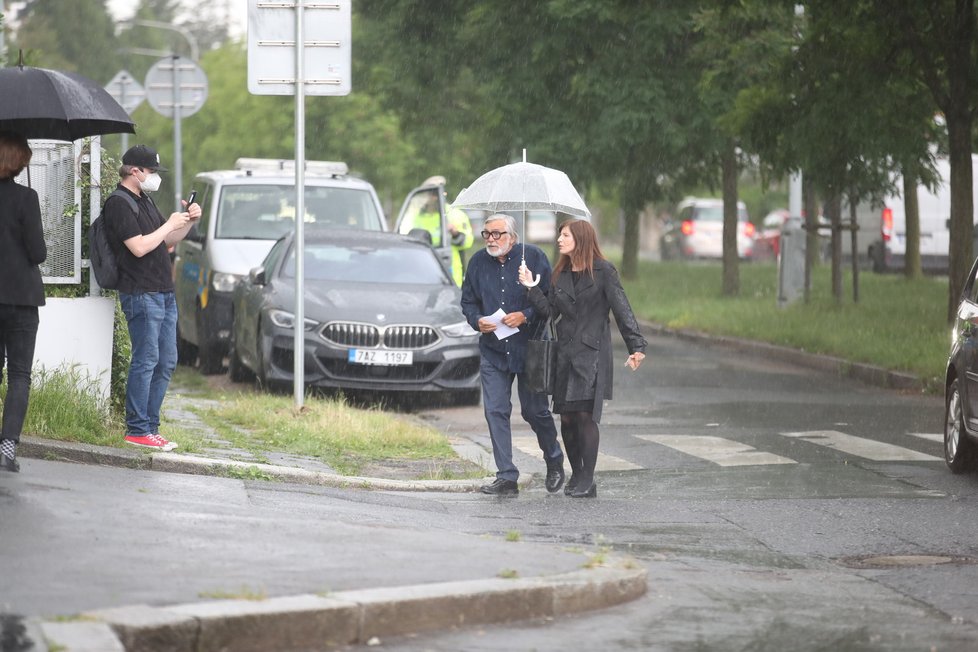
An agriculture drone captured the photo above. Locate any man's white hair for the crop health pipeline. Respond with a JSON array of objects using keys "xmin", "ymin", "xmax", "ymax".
[{"xmin": 485, "ymin": 213, "xmax": 518, "ymax": 241}]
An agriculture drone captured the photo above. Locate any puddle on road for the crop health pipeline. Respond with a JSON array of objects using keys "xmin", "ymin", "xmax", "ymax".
[{"xmin": 837, "ymin": 554, "xmax": 978, "ymax": 569}]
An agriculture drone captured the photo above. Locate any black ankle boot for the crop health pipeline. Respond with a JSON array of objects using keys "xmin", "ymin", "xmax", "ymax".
[
  {"xmin": 0, "ymin": 454, "xmax": 19, "ymax": 473},
  {"xmin": 569, "ymin": 479, "xmax": 596, "ymax": 498},
  {"xmin": 564, "ymin": 473, "xmax": 579, "ymax": 496}
]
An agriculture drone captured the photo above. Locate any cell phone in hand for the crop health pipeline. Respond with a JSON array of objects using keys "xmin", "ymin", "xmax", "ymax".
[{"xmin": 186, "ymin": 190, "xmax": 197, "ymax": 206}]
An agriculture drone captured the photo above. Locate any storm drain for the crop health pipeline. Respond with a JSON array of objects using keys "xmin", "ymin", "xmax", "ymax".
[{"xmin": 838, "ymin": 554, "xmax": 978, "ymax": 569}]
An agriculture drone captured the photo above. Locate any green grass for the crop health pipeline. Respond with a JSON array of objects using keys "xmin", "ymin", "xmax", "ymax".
[
  {"xmin": 179, "ymin": 382, "xmax": 464, "ymax": 476},
  {"xmin": 620, "ymin": 260, "xmax": 949, "ymax": 391}
]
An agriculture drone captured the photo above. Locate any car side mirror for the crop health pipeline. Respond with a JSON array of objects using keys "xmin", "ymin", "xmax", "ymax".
[{"xmin": 249, "ymin": 266, "xmax": 266, "ymax": 286}]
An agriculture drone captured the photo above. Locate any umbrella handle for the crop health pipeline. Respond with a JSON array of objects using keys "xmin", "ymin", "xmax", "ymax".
[{"xmin": 519, "ymin": 262, "xmax": 541, "ymax": 287}]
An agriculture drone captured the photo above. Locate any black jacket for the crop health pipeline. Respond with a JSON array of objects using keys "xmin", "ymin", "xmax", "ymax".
[
  {"xmin": 0, "ymin": 177, "xmax": 46, "ymax": 307},
  {"xmin": 527, "ymin": 258, "xmax": 646, "ymax": 422}
]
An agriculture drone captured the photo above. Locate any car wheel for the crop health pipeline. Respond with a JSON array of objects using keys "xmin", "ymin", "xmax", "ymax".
[
  {"xmin": 944, "ymin": 379, "xmax": 976, "ymax": 473},
  {"xmin": 195, "ymin": 308, "xmax": 224, "ymax": 375},
  {"xmin": 227, "ymin": 325, "xmax": 253, "ymax": 383},
  {"xmin": 176, "ymin": 325, "xmax": 197, "ymax": 366}
]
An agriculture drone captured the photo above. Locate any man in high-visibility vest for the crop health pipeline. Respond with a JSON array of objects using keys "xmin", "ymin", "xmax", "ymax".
[{"xmin": 416, "ymin": 176, "xmax": 473, "ymax": 285}]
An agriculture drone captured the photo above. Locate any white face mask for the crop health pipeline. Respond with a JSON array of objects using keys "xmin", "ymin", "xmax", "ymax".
[{"xmin": 138, "ymin": 171, "xmax": 162, "ymax": 193}]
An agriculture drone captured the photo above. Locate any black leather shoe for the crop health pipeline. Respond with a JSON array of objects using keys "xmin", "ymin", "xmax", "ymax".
[
  {"xmin": 569, "ymin": 481, "xmax": 596, "ymax": 498},
  {"xmin": 0, "ymin": 455, "xmax": 19, "ymax": 473},
  {"xmin": 545, "ymin": 462, "xmax": 565, "ymax": 493},
  {"xmin": 480, "ymin": 478, "xmax": 518, "ymax": 495}
]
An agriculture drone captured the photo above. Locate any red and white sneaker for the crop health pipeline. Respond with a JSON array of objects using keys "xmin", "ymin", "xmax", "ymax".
[
  {"xmin": 149, "ymin": 434, "xmax": 178, "ymax": 452},
  {"xmin": 124, "ymin": 434, "xmax": 167, "ymax": 449}
]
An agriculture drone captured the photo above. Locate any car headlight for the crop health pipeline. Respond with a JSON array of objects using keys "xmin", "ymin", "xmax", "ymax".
[
  {"xmin": 269, "ymin": 309, "xmax": 319, "ymax": 331},
  {"xmin": 212, "ymin": 272, "xmax": 241, "ymax": 293},
  {"xmin": 442, "ymin": 320, "xmax": 479, "ymax": 338}
]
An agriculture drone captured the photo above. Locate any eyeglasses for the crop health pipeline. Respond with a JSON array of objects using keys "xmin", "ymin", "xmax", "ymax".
[{"xmin": 481, "ymin": 230, "xmax": 509, "ymax": 241}]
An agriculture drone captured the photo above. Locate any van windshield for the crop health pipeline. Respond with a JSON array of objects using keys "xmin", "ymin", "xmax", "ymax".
[{"xmin": 216, "ymin": 185, "xmax": 383, "ymax": 240}]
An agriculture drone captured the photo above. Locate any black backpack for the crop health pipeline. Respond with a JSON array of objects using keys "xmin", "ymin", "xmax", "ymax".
[{"xmin": 88, "ymin": 189, "xmax": 137, "ymax": 290}]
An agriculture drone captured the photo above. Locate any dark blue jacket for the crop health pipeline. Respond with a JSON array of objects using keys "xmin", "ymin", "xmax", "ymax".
[{"xmin": 460, "ymin": 243, "xmax": 552, "ymax": 373}]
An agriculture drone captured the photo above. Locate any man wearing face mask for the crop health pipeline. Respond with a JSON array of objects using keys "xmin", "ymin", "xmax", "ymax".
[
  {"xmin": 104, "ymin": 145, "xmax": 201, "ymax": 451},
  {"xmin": 460, "ymin": 213, "xmax": 564, "ymax": 496}
]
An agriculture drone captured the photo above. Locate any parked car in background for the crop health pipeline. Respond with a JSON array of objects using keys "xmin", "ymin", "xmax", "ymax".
[
  {"xmin": 752, "ymin": 209, "xmax": 791, "ymax": 261},
  {"xmin": 944, "ymin": 255, "xmax": 978, "ymax": 473},
  {"xmin": 173, "ymin": 158, "xmax": 386, "ymax": 373},
  {"xmin": 228, "ymin": 229, "xmax": 482, "ymax": 405},
  {"xmin": 659, "ymin": 197, "xmax": 754, "ymax": 260}
]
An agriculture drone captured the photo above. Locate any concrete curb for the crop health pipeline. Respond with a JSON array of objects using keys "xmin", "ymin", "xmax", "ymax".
[
  {"xmin": 18, "ymin": 437, "xmax": 495, "ymax": 493},
  {"xmin": 38, "ymin": 565, "xmax": 647, "ymax": 652},
  {"xmin": 644, "ymin": 322, "xmax": 924, "ymax": 392}
]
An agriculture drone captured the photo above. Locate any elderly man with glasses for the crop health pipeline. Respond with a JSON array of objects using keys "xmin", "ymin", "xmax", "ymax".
[{"xmin": 460, "ymin": 213, "xmax": 565, "ymax": 496}]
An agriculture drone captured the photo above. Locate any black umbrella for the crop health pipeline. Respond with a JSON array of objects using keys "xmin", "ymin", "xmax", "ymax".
[{"xmin": 0, "ymin": 57, "xmax": 135, "ymax": 142}]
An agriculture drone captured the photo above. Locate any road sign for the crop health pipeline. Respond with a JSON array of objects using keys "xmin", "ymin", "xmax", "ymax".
[
  {"xmin": 144, "ymin": 56, "xmax": 208, "ymax": 119},
  {"xmin": 104, "ymin": 70, "xmax": 145, "ymax": 114},
  {"xmin": 247, "ymin": 0, "xmax": 351, "ymax": 96}
]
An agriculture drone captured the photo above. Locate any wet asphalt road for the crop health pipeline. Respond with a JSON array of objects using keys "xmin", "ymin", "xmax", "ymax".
[
  {"xmin": 354, "ymin": 332, "xmax": 978, "ymax": 651},
  {"xmin": 5, "ymin": 331, "xmax": 978, "ymax": 651}
]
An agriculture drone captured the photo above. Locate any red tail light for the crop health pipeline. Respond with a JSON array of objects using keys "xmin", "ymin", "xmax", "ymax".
[
  {"xmin": 743, "ymin": 222, "xmax": 755, "ymax": 238},
  {"xmin": 881, "ymin": 207, "xmax": 893, "ymax": 242},
  {"xmin": 681, "ymin": 220, "xmax": 694, "ymax": 236}
]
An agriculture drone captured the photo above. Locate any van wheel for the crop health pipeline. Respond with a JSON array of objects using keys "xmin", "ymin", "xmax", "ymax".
[
  {"xmin": 945, "ymin": 379, "xmax": 976, "ymax": 473},
  {"xmin": 176, "ymin": 326, "xmax": 197, "ymax": 366}
]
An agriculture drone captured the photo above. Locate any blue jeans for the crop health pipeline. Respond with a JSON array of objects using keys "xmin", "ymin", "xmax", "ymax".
[
  {"xmin": 480, "ymin": 357, "xmax": 563, "ymax": 482},
  {"xmin": 0, "ymin": 304, "xmax": 39, "ymax": 443},
  {"xmin": 120, "ymin": 292, "xmax": 177, "ymax": 436}
]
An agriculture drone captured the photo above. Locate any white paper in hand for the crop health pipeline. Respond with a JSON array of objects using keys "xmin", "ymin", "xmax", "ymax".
[{"xmin": 486, "ymin": 308, "xmax": 519, "ymax": 340}]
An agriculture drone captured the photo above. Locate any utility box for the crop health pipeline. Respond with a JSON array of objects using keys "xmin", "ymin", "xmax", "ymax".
[{"xmin": 778, "ymin": 216, "xmax": 806, "ymax": 307}]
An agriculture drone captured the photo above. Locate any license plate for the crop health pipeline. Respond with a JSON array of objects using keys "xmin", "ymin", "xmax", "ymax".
[{"xmin": 347, "ymin": 349, "xmax": 414, "ymax": 366}]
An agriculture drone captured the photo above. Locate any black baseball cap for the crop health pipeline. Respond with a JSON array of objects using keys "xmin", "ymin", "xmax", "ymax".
[{"xmin": 122, "ymin": 145, "xmax": 167, "ymax": 171}]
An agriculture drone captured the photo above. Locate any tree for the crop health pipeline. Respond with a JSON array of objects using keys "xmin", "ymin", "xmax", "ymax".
[{"xmin": 12, "ymin": 0, "xmax": 118, "ymax": 82}]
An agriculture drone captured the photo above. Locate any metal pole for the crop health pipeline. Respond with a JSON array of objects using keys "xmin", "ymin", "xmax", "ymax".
[
  {"xmin": 171, "ymin": 56, "xmax": 183, "ymax": 212},
  {"xmin": 293, "ymin": 0, "xmax": 306, "ymax": 408}
]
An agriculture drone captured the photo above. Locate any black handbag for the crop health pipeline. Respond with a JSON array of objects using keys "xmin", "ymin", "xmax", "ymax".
[{"xmin": 524, "ymin": 319, "xmax": 557, "ymax": 395}]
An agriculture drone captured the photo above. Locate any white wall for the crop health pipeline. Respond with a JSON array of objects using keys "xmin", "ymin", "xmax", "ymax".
[{"xmin": 34, "ymin": 297, "xmax": 115, "ymax": 404}]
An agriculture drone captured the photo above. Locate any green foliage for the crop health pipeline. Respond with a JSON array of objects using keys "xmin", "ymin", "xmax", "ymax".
[
  {"xmin": 5, "ymin": 366, "xmax": 123, "ymax": 445},
  {"xmin": 12, "ymin": 0, "xmax": 119, "ymax": 82}
]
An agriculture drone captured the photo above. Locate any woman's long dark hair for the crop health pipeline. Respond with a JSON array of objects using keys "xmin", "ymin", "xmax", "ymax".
[{"xmin": 553, "ymin": 219, "xmax": 605, "ymax": 282}]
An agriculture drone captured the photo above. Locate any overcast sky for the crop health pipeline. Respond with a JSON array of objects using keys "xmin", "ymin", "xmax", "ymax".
[{"xmin": 106, "ymin": 0, "xmax": 247, "ymax": 37}]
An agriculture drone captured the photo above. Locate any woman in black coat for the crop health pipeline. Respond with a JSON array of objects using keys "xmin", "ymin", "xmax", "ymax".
[
  {"xmin": 0, "ymin": 131, "xmax": 46, "ymax": 473},
  {"xmin": 520, "ymin": 219, "xmax": 646, "ymax": 497}
]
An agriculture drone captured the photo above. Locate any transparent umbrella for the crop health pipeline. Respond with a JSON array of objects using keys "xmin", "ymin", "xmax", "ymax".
[{"xmin": 452, "ymin": 150, "xmax": 589, "ymax": 285}]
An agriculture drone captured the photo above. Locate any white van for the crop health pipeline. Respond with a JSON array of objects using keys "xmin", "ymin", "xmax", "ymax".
[
  {"xmin": 866, "ymin": 154, "xmax": 978, "ymax": 273},
  {"xmin": 173, "ymin": 159, "xmax": 387, "ymax": 373}
]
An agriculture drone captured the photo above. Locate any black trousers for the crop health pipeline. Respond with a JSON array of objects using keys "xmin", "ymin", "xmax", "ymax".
[{"xmin": 0, "ymin": 304, "xmax": 39, "ymax": 443}]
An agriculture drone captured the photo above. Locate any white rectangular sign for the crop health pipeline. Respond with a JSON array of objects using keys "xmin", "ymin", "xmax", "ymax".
[{"xmin": 248, "ymin": 0, "xmax": 352, "ymax": 96}]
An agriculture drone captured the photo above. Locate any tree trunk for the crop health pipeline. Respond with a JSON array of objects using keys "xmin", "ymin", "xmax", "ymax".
[
  {"xmin": 826, "ymin": 193, "xmax": 843, "ymax": 302},
  {"xmin": 849, "ymin": 197, "xmax": 860, "ymax": 303},
  {"xmin": 721, "ymin": 143, "xmax": 740, "ymax": 297},
  {"xmin": 620, "ymin": 206, "xmax": 640, "ymax": 280},
  {"xmin": 902, "ymin": 166, "xmax": 921, "ymax": 279},
  {"xmin": 946, "ymin": 113, "xmax": 975, "ymax": 322},
  {"xmin": 803, "ymin": 177, "xmax": 818, "ymax": 303}
]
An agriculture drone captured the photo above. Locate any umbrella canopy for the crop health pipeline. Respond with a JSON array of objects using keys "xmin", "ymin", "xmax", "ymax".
[
  {"xmin": 0, "ymin": 63, "xmax": 135, "ymax": 141},
  {"xmin": 452, "ymin": 160, "xmax": 590, "ymax": 219}
]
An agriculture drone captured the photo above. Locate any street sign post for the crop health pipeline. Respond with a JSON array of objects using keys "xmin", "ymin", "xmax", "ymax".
[
  {"xmin": 105, "ymin": 70, "xmax": 146, "ymax": 154},
  {"xmin": 247, "ymin": 0, "xmax": 352, "ymax": 408},
  {"xmin": 145, "ymin": 56, "xmax": 208, "ymax": 211}
]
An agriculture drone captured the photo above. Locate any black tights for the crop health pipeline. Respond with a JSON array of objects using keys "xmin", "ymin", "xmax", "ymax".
[{"xmin": 560, "ymin": 411, "xmax": 599, "ymax": 486}]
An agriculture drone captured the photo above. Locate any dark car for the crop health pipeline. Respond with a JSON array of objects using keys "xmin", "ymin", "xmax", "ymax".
[
  {"xmin": 944, "ymin": 256, "xmax": 978, "ymax": 472},
  {"xmin": 228, "ymin": 229, "xmax": 482, "ymax": 404}
]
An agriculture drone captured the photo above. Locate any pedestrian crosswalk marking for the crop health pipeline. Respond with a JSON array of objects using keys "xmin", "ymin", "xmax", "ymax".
[
  {"xmin": 636, "ymin": 435, "xmax": 796, "ymax": 467},
  {"xmin": 781, "ymin": 430, "xmax": 941, "ymax": 462},
  {"xmin": 511, "ymin": 435, "xmax": 642, "ymax": 471},
  {"xmin": 909, "ymin": 433, "xmax": 943, "ymax": 444}
]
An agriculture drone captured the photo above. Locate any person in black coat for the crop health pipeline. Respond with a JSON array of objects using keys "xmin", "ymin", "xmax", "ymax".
[
  {"xmin": 520, "ymin": 219, "xmax": 646, "ymax": 497},
  {"xmin": 0, "ymin": 131, "xmax": 46, "ymax": 473}
]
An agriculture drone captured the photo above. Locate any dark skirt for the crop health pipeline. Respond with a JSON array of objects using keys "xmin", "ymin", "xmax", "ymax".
[{"xmin": 551, "ymin": 357, "xmax": 595, "ymax": 414}]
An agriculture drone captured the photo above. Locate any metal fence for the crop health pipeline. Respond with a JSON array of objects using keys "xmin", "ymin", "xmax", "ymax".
[{"xmin": 15, "ymin": 140, "xmax": 83, "ymax": 284}]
